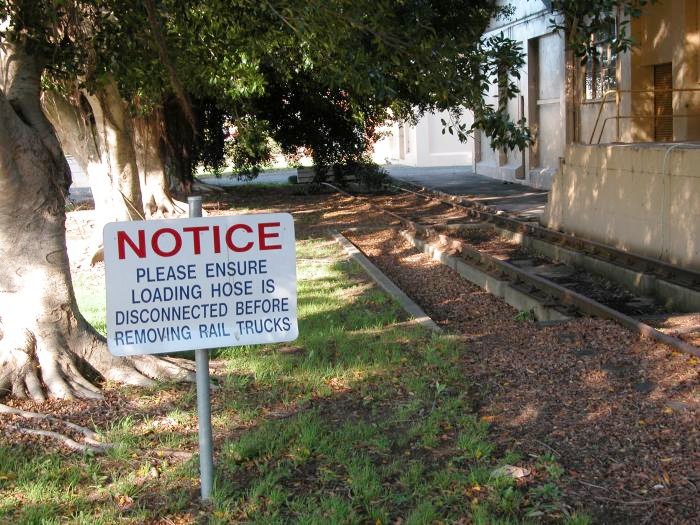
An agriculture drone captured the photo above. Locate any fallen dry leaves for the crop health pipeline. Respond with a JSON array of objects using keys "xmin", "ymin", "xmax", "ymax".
[
  {"xmin": 3, "ymin": 187, "xmax": 698, "ymax": 523},
  {"xmin": 346, "ymin": 225, "xmax": 699, "ymax": 524}
]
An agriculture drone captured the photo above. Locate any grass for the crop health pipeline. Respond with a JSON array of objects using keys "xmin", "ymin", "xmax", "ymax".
[{"xmin": 1, "ymin": 235, "xmax": 586, "ymax": 524}]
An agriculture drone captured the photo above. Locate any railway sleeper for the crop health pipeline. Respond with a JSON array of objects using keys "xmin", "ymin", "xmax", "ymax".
[
  {"xmin": 402, "ymin": 227, "xmax": 700, "ymax": 358},
  {"xmin": 325, "ymin": 182, "xmax": 700, "ymax": 357},
  {"xmin": 393, "ymin": 181, "xmax": 700, "ymax": 306},
  {"xmin": 400, "ymin": 229, "xmax": 570, "ymax": 323}
]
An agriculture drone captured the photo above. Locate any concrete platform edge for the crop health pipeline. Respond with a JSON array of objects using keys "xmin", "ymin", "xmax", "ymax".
[
  {"xmin": 332, "ymin": 231, "xmax": 442, "ymax": 333},
  {"xmin": 400, "ymin": 231, "xmax": 570, "ymax": 323}
]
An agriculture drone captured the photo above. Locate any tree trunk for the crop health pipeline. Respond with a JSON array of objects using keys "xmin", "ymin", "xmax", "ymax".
[
  {"xmin": 162, "ymin": 96, "xmax": 196, "ymax": 191},
  {"xmin": 133, "ymin": 110, "xmax": 186, "ymax": 217},
  {"xmin": 0, "ymin": 43, "xmax": 194, "ymax": 401},
  {"xmin": 42, "ymin": 89, "xmax": 114, "ymax": 263},
  {"xmin": 83, "ymin": 77, "xmax": 144, "ymax": 222}
]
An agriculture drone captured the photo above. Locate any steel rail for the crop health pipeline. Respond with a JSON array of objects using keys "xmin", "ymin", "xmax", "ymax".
[
  {"xmin": 451, "ymin": 234, "xmax": 700, "ymax": 358},
  {"xmin": 324, "ymin": 182, "xmax": 700, "ymax": 358},
  {"xmin": 391, "ymin": 182, "xmax": 700, "ymax": 289}
]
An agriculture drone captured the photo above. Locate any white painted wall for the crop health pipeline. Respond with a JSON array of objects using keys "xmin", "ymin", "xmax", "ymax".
[
  {"xmin": 372, "ymin": 110, "xmax": 473, "ymax": 167},
  {"xmin": 475, "ymin": 5, "xmax": 565, "ymax": 190},
  {"xmin": 372, "ymin": 2, "xmax": 564, "ymax": 174}
]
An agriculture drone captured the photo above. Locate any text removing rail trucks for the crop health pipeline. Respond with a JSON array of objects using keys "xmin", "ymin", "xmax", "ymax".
[{"xmin": 103, "ymin": 214, "xmax": 298, "ymax": 356}]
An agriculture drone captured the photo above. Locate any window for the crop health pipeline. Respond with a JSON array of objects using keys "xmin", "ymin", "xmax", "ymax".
[{"xmin": 583, "ymin": 18, "xmax": 618, "ymax": 101}]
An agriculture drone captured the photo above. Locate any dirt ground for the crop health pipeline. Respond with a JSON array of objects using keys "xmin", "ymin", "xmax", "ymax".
[
  {"xmin": 9, "ymin": 187, "xmax": 700, "ymax": 523},
  {"xmin": 346, "ymin": 227, "xmax": 699, "ymax": 525}
]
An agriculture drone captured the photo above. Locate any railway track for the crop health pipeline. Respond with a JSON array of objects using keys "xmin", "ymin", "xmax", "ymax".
[
  {"xmin": 325, "ymin": 182, "xmax": 700, "ymax": 359},
  {"xmin": 394, "ymin": 183, "xmax": 700, "ymax": 292}
]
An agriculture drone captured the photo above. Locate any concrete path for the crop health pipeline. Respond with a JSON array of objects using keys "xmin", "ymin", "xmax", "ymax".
[
  {"xmin": 385, "ymin": 165, "xmax": 549, "ymax": 219},
  {"xmin": 67, "ymin": 161, "xmax": 549, "ymax": 220},
  {"xmin": 66, "ymin": 162, "xmax": 295, "ymax": 204}
]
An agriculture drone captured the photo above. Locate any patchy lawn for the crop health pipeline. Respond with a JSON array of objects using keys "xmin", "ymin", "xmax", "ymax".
[{"xmin": 0, "ymin": 210, "xmax": 587, "ymax": 523}]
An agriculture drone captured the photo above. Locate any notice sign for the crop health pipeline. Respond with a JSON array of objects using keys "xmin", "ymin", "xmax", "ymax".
[{"xmin": 103, "ymin": 213, "xmax": 298, "ymax": 356}]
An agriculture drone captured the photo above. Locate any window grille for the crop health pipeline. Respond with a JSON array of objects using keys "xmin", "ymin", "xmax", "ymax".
[{"xmin": 583, "ymin": 18, "xmax": 618, "ymax": 101}]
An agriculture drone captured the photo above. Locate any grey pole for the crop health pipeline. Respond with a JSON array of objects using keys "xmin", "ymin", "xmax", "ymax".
[{"xmin": 188, "ymin": 196, "xmax": 214, "ymax": 501}]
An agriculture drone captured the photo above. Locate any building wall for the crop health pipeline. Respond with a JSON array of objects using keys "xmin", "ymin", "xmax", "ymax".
[
  {"xmin": 475, "ymin": 2, "xmax": 566, "ymax": 190},
  {"xmin": 544, "ymin": 143, "xmax": 700, "ymax": 270},
  {"xmin": 371, "ymin": 111, "xmax": 473, "ymax": 167},
  {"xmin": 630, "ymin": 0, "xmax": 700, "ymax": 142},
  {"xmin": 579, "ymin": 0, "xmax": 700, "ymax": 144},
  {"xmin": 376, "ymin": 1, "xmax": 700, "ymax": 174},
  {"xmin": 371, "ymin": 1, "xmax": 567, "ymax": 177}
]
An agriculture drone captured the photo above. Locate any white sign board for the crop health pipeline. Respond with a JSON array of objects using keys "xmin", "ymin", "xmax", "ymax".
[{"xmin": 103, "ymin": 213, "xmax": 298, "ymax": 356}]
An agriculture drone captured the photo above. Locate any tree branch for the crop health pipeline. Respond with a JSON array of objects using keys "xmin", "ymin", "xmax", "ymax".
[{"xmin": 143, "ymin": 0, "xmax": 197, "ymax": 135}]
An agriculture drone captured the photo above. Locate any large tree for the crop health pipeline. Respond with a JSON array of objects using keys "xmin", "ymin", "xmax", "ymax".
[
  {"xmin": 0, "ymin": 1, "xmax": 198, "ymax": 400},
  {"xmin": 1, "ymin": 0, "xmax": 647, "ymax": 401}
]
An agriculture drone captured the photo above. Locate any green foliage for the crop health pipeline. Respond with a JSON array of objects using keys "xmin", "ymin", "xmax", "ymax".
[
  {"xmin": 565, "ymin": 512, "xmax": 593, "ymax": 525},
  {"xmin": 2, "ymin": 0, "xmax": 656, "ymax": 180},
  {"xmin": 333, "ymin": 160, "xmax": 389, "ymax": 190},
  {"xmin": 226, "ymin": 116, "xmax": 273, "ymax": 179},
  {"xmin": 191, "ymin": 97, "xmax": 230, "ymax": 176},
  {"xmin": 514, "ymin": 309, "xmax": 535, "ymax": 322},
  {"xmin": 157, "ymin": 0, "xmax": 533, "ymax": 165},
  {"xmin": 247, "ymin": 67, "xmax": 385, "ymax": 171},
  {"xmin": 549, "ymin": 0, "xmax": 657, "ymax": 61}
]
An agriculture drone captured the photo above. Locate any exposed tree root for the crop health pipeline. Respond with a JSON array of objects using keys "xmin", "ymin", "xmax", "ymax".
[
  {"xmin": 0, "ymin": 345, "xmax": 104, "ymax": 402},
  {"xmin": 0, "ymin": 346, "xmax": 46, "ymax": 401},
  {"xmin": 144, "ymin": 448, "xmax": 194, "ymax": 460},
  {"xmin": 0, "ymin": 334, "xmax": 197, "ymax": 402},
  {"xmin": 1, "ymin": 403, "xmax": 201, "ymax": 458},
  {"xmin": 192, "ymin": 176, "xmax": 226, "ymax": 193},
  {"xmin": 144, "ymin": 196, "xmax": 187, "ymax": 218},
  {"xmin": 12, "ymin": 425, "xmax": 111, "ymax": 454},
  {"xmin": 2, "ymin": 403, "xmax": 112, "ymax": 453},
  {"xmin": 0, "ymin": 403, "xmax": 103, "ymax": 444},
  {"xmin": 127, "ymin": 354, "xmax": 196, "ymax": 383},
  {"xmin": 84, "ymin": 345, "xmax": 197, "ymax": 394}
]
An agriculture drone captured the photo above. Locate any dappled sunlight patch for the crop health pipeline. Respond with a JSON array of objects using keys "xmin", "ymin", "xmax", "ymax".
[
  {"xmin": 140, "ymin": 411, "xmax": 197, "ymax": 434},
  {"xmin": 580, "ymin": 369, "xmax": 614, "ymax": 390},
  {"xmin": 323, "ymin": 376, "xmax": 352, "ymax": 394},
  {"xmin": 297, "ymin": 301, "xmax": 346, "ymax": 319},
  {"xmin": 347, "ymin": 322, "xmax": 426, "ymax": 340},
  {"xmin": 509, "ymin": 403, "xmax": 541, "ymax": 427},
  {"xmin": 582, "ymin": 402, "xmax": 615, "ymax": 425},
  {"xmin": 323, "ymin": 206, "xmax": 371, "ymax": 220},
  {"xmin": 11, "ymin": 193, "xmax": 591, "ymax": 523}
]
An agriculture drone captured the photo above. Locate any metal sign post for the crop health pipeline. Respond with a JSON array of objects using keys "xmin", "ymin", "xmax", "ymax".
[
  {"xmin": 188, "ymin": 196, "xmax": 214, "ymax": 501},
  {"xmin": 102, "ymin": 198, "xmax": 298, "ymax": 503}
]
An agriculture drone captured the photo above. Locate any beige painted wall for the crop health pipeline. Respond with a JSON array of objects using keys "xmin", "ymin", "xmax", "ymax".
[
  {"xmin": 544, "ymin": 143, "xmax": 700, "ymax": 270},
  {"xmin": 628, "ymin": 0, "xmax": 695, "ymax": 141},
  {"xmin": 580, "ymin": 0, "xmax": 700, "ymax": 144}
]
